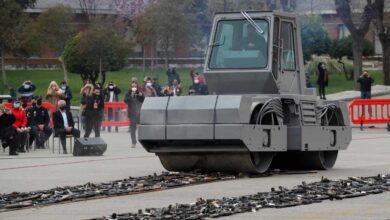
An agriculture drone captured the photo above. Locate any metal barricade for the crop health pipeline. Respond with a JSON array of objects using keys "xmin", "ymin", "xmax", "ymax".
[
  {"xmin": 101, "ymin": 102, "xmax": 129, "ymax": 127},
  {"xmin": 349, "ymin": 98, "xmax": 390, "ymax": 129}
]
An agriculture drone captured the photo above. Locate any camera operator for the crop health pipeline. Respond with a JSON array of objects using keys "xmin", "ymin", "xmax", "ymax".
[{"xmin": 357, "ymin": 70, "xmax": 374, "ymax": 99}]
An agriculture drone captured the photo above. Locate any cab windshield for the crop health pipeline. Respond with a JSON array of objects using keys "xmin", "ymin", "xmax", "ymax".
[{"xmin": 209, "ymin": 19, "xmax": 269, "ymax": 69}]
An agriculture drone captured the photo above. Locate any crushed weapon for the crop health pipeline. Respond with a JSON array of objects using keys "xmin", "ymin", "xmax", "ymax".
[
  {"xmin": 0, "ymin": 171, "xmax": 235, "ymax": 212},
  {"xmin": 91, "ymin": 174, "xmax": 390, "ymax": 220}
]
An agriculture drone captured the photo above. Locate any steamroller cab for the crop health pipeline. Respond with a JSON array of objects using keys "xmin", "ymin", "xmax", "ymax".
[{"xmin": 139, "ymin": 11, "xmax": 352, "ymax": 174}]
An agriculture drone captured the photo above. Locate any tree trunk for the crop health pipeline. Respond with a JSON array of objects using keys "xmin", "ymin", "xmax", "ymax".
[
  {"xmin": 382, "ymin": 41, "xmax": 390, "ymax": 85},
  {"xmin": 1, "ymin": 45, "xmax": 8, "ymax": 89},
  {"xmin": 150, "ymin": 45, "xmax": 154, "ymax": 71},
  {"xmin": 62, "ymin": 61, "xmax": 69, "ymax": 83},
  {"xmin": 142, "ymin": 45, "xmax": 145, "ymax": 73},
  {"xmin": 98, "ymin": 56, "xmax": 103, "ymax": 84},
  {"xmin": 164, "ymin": 48, "xmax": 169, "ymax": 70},
  {"xmin": 351, "ymin": 35, "xmax": 364, "ymax": 90}
]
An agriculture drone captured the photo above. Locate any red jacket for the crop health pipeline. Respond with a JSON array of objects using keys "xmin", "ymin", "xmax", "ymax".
[{"xmin": 12, "ymin": 108, "xmax": 27, "ymax": 128}]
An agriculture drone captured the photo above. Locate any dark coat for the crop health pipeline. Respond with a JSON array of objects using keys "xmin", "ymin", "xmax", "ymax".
[
  {"xmin": 124, "ymin": 91, "xmax": 144, "ymax": 123},
  {"xmin": 0, "ymin": 113, "xmax": 16, "ymax": 139},
  {"xmin": 62, "ymin": 86, "xmax": 73, "ymax": 106},
  {"xmin": 189, "ymin": 84, "xmax": 209, "ymax": 95},
  {"xmin": 104, "ymin": 87, "xmax": 121, "ymax": 102},
  {"xmin": 17, "ymin": 83, "xmax": 36, "ymax": 99},
  {"xmin": 166, "ymin": 69, "xmax": 181, "ymax": 86},
  {"xmin": 357, "ymin": 76, "xmax": 374, "ymax": 92},
  {"xmin": 53, "ymin": 110, "xmax": 75, "ymax": 129},
  {"xmin": 27, "ymin": 106, "xmax": 50, "ymax": 127},
  {"xmin": 317, "ymin": 64, "xmax": 328, "ymax": 87},
  {"xmin": 82, "ymin": 94, "xmax": 104, "ymax": 116}
]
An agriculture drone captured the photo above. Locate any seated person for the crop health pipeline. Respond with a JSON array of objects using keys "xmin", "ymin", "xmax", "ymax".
[
  {"xmin": 0, "ymin": 105, "xmax": 18, "ymax": 155},
  {"xmin": 11, "ymin": 101, "xmax": 29, "ymax": 153},
  {"xmin": 53, "ymin": 100, "xmax": 80, "ymax": 154},
  {"xmin": 27, "ymin": 97, "xmax": 53, "ymax": 148}
]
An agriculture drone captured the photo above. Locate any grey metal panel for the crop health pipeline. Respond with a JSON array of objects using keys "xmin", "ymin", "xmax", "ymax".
[
  {"xmin": 215, "ymin": 124, "xmax": 244, "ymax": 139},
  {"xmin": 300, "ymin": 126, "xmax": 351, "ymax": 151},
  {"xmin": 242, "ymin": 125, "xmax": 287, "ymax": 152},
  {"xmin": 287, "ymin": 126, "xmax": 301, "ymax": 150},
  {"xmin": 138, "ymin": 125, "xmax": 165, "ymax": 140},
  {"xmin": 166, "ymin": 125, "xmax": 214, "ymax": 140},
  {"xmin": 167, "ymin": 96, "xmax": 217, "ymax": 124},
  {"xmin": 215, "ymin": 95, "xmax": 252, "ymax": 124},
  {"xmin": 205, "ymin": 72, "xmax": 278, "ymax": 95},
  {"xmin": 140, "ymin": 97, "xmax": 169, "ymax": 125}
]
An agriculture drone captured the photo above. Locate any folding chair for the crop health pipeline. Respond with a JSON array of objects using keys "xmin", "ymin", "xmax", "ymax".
[{"xmin": 52, "ymin": 133, "xmax": 73, "ymax": 154}]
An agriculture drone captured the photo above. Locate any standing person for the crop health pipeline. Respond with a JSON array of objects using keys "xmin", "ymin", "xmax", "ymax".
[
  {"xmin": 46, "ymin": 81, "xmax": 64, "ymax": 109},
  {"xmin": 103, "ymin": 81, "xmax": 121, "ymax": 132},
  {"xmin": 317, "ymin": 62, "xmax": 328, "ymax": 100},
  {"xmin": 124, "ymin": 82, "xmax": 144, "ymax": 148},
  {"xmin": 82, "ymin": 86, "xmax": 104, "ymax": 138},
  {"xmin": 171, "ymin": 79, "xmax": 181, "ymax": 96},
  {"xmin": 0, "ymin": 105, "xmax": 18, "ymax": 155},
  {"xmin": 17, "ymin": 80, "xmax": 36, "ymax": 101},
  {"xmin": 166, "ymin": 65, "xmax": 180, "ymax": 86},
  {"xmin": 152, "ymin": 77, "xmax": 163, "ymax": 97},
  {"xmin": 11, "ymin": 101, "xmax": 29, "ymax": 153},
  {"xmin": 357, "ymin": 70, "xmax": 374, "ymax": 99},
  {"xmin": 80, "ymin": 83, "xmax": 94, "ymax": 130},
  {"xmin": 189, "ymin": 74, "xmax": 209, "ymax": 95},
  {"xmin": 144, "ymin": 77, "xmax": 158, "ymax": 97},
  {"xmin": 53, "ymin": 100, "xmax": 80, "ymax": 154},
  {"xmin": 9, "ymin": 88, "xmax": 17, "ymax": 102},
  {"xmin": 27, "ymin": 97, "xmax": 53, "ymax": 148},
  {"xmin": 60, "ymin": 81, "xmax": 73, "ymax": 111}
]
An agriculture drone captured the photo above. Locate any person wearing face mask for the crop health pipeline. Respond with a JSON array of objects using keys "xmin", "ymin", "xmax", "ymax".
[
  {"xmin": 17, "ymin": 80, "xmax": 36, "ymax": 101},
  {"xmin": 53, "ymin": 100, "xmax": 81, "ymax": 154},
  {"xmin": 80, "ymin": 83, "xmax": 94, "ymax": 130},
  {"xmin": 11, "ymin": 101, "xmax": 29, "ymax": 153},
  {"xmin": 60, "ymin": 81, "xmax": 73, "ymax": 111},
  {"xmin": 27, "ymin": 97, "xmax": 53, "ymax": 149},
  {"xmin": 143, "ymin": 77, "xmax": 158, "ymax": 97},
  {"xmin": 317, "ymin": 62, "xmax": 328, "ymax": 100},
  {"xmin": 171, "ymin": 79, "xmax": 181, "ymax": 96},
  {"xmin": 124, "ymin": 82, "xmax": 144, "ymax": 148},
  {"xmin": 82, "ymin": 86, "xmax": 105, "ymax": 138},
  {"xmin": 46, "ymin": 81, "xmax": 64, "ymax": 109},
  {"xmin": 188, "ymin": 73, "xmax": 209, "ymax": 96},
  {"xmin": 103, "ymin": 81, "xmax": 121, "ymax": 132},
  {"xmin": 0, "ymin": 104, "xmax": 18, "ymax": 155}
]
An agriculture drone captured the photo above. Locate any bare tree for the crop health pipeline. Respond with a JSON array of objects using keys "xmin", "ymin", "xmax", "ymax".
[
  {"xmin": 372, "ymin": 0, "xmax": 390, "ymax": 85},
  {"xmin": 335, "ymin": 0, "xmax": 374, "ymax": 89}
]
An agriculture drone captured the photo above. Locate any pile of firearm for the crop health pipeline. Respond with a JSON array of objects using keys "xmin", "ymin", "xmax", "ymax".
[
  {"xmin": 0, "ymin": 171, "xmax": 235, "ymax": 211},
  {"xmin": 93, "ymin": 174, "xmax": 390, "ymax": 220}
]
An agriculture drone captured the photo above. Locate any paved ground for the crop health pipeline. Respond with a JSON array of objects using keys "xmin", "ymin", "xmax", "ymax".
[{"xmin": 0, "ymin": 125, "xmax": 390, "ymax": 220}]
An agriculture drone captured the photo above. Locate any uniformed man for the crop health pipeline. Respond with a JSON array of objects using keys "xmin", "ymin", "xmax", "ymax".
[{"xmin": 27, "ymin": 97, "xmax": 53, "ymax": 148}]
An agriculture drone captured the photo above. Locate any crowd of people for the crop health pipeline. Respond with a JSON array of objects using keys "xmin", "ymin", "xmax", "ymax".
[{"xmin": 0, "ymin": 67, "xmax": 210, "ymax": 155}]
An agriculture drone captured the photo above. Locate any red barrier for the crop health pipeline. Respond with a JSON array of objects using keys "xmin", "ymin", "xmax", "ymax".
[
  {"xmin": 101, "ymin": 102, "xmax": 129, "ymax": 127},
  {"xmin": 349, "ymin": 99, "xmax": 390, "ymax": 125}
]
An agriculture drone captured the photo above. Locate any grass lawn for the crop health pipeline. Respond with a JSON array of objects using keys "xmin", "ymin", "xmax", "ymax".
[
  {"xmin": 0, "ymin": 68, "xmax": 199, "ymax": 104},
  {"xmin": 0, "ymin": 68, "xmax": 385, "ymax": 105},
  {"xmin": 309, "ymin": 69, "xmax": 384, "ymax": 94}
]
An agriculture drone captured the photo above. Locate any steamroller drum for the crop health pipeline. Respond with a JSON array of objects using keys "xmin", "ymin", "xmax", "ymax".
[
  {"xmin": 158, "ymin": 153, "xmax": 199, "ymax": 172},
  {"xmin": 271, "ymin": 151, "xmax": 338, "ymax": 170},
  {"xmin": 308, "ymin": 151, "xmax": 339, "ymax": 170},
  {"xmin": 157, "ymin": 152, "xmax": 274, "ymax": 174}
]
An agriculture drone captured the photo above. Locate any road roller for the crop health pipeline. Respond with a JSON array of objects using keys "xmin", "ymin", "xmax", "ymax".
[{"xmin": 138, "ymin": 11, "xmax": 352, "ymax": 173}]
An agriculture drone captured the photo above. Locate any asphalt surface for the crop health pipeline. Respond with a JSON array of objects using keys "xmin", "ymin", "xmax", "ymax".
[{"xmin": 0, "ymin": 126, "xmax": 390, "ymax": 220}]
